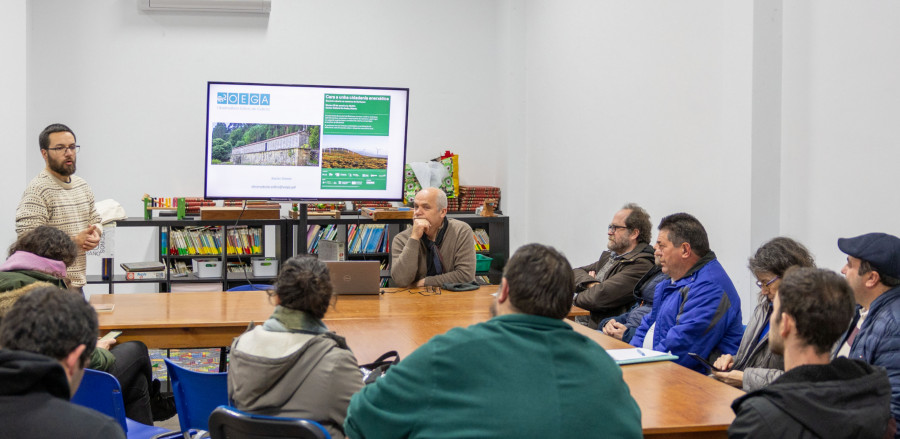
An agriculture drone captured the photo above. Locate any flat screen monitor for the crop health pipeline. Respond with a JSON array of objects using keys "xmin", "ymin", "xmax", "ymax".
[{"xmin": 204, "ymin": 81, "xmax": 409, "ymax": 201}]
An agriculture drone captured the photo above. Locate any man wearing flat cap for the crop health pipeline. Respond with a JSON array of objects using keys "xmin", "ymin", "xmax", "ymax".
[{"xmin": 837, "ymin": 232, "xmax": 900, "ymax": 436}]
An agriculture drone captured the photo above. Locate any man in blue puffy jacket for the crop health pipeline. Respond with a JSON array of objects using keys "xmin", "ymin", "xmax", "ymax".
[
  {"xmin": 836, "ymin": 232, "xmax": 900, "ymax": 436},
  {"xmin": 630, "ymin": 212, "xmax": 743, "ymax": 373}
]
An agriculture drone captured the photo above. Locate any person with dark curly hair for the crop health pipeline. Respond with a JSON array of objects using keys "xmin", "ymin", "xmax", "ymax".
[
  {"xmin": 228, "ymin": 255, "xmax": 363, "ymax": 439},
  {"xmin": 0, "ymin": 225, "xmax": 75, "ymax": 292},
  {"xmin": 0, "ymin": 285, "xmax": 125, "ymax": 438},
  {"xmin": 0, "ymin": 226, "xmax": 175, "ymax": 425}
]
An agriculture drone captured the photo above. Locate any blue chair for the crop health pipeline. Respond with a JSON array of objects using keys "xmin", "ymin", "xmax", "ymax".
[
  {"xmin": 226, "ymin": 284, "xmax": 273, "ymax": 292},
  {"xmin": 207, "ymin": 406, "xmax": 331, "ymax": 439},
  {"xmin": 164, "ymin": 358, "xmax": 229, "ymax": 437},
  {"xmin": 71, "ymin": 369, "xmax": 180, "ymax": 439}
]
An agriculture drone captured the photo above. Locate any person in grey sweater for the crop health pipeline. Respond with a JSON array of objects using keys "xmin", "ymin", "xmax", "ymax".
[{"xmin": 391, "ymin": 187, "xmax": 475, "ymax": 287}]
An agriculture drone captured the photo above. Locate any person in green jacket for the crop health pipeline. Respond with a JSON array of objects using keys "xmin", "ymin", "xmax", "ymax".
[{"xmin": 345, "ymin": 243, "xmax": 642, "ymax": 439}]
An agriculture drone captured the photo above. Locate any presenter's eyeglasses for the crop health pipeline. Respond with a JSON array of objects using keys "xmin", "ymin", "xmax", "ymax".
[
  {"xmin": 608, "ymin": 224, "xmax": 629, "ymax": 232},
  {"xmin": 46, "ymin": 145, "xmax": 80, "ymax": 154}
]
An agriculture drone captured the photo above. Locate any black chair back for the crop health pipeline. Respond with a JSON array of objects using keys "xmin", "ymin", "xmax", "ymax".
[{"xmin": 207, "ymin": 406, "xmax": 331, "ymax": 439}]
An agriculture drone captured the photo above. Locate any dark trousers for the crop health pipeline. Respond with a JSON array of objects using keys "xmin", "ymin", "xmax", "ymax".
[{"xmin": 109, "ymin": 341, "xmax": 153, "ymax": 425}]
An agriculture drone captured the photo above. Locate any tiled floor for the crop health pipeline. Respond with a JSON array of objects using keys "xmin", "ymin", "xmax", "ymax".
[
  {"xmin": 150, "ymin": 348, "xmax": 225, "ymax": 433},
  {"xmin": 150, "ymin": 348, "xmax": 224, "ymax": 383}
]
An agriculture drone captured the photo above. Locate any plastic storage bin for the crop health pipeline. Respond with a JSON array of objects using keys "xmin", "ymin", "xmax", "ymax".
[
  {"xmin": 475, "ymin": 254, "xmax": 493, "ymax": 272},
  {"xmin": 193, "ymin": 259, "xmax": 222, "ymax": 278},
  {"xmin": 251, "ymin": 257, "xmax": 279, "ymax": 277}
]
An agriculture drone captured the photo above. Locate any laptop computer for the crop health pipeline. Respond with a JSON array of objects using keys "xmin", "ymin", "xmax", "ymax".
[{"xmin": 326, "ymin": 261, "xmax": 382, "ymax": 295}]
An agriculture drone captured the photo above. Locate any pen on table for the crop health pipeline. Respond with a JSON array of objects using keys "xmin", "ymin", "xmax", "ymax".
[{"xmin": 636, "ymin": 349, "xmax": 646, "ymax": 356}]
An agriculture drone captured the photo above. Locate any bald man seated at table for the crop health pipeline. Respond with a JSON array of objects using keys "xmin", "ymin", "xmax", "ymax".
[{"xmin": 391, "ymin": 187, "xmax": 476, "ymax": 287}]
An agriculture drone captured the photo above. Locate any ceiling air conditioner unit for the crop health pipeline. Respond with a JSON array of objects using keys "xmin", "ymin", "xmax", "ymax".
[{"xmin": 139, "ymin": 0, "xmax": 271, "ymax": 14}]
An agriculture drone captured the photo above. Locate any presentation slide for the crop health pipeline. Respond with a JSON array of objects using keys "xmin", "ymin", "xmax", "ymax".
[{"xmin": 205, "ymin": 82, "xmax": 409, "ymax": 201}]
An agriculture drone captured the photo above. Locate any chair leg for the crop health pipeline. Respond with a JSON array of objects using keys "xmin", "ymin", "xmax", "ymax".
[{"xmin": 218, "ymin": 346, "xmax": 228, "ymax": 372}]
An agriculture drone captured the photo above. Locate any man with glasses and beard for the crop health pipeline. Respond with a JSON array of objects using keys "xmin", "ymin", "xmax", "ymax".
[
  {"xmin": 16, "ymin": 124, "xmax": 102, "ymax": 294},
  {"xmin": 572, "ymin": 203, "xmax": 655, "ymax": 329}
]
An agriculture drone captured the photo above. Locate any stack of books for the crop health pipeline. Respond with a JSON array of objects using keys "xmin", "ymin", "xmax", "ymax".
[
  {"xmin": 226, "ymin": 226, "xmax": 262, "ymax": 255},
  {"xmin": 307, "ymin": 224, "xmax": 340, "ymax": 253},
  {"xmin": 168, "ymin": 260, "xmax": 192, "ymax": 277},
  {"xmin": 148, "ymin": 197, "xmax": 216, "ymax": 216},
  {"xmin": 307, "ymin": 203, "xmax": 343, "ymax": 212},
  {"xmin": 120, "ymin": 261, "xmax": 166, "ymax": 280},
  {"xmin": 473, "ymin": 228, "xmax": 490, "ymax": 251},
  {"xmin": 223, "ymin": 200, "xmax": 282, "ymax": 210},
  {"xmin": 165, "ymin": 227, "xmax": 222, "ymax": 256},
  {"xmin": 449, "ymin": 186, "xmax": 501, "ymax": 212},
  {"xmin": 348, "ymin": 224, "xmax": 389, "ymax": 254},
  {"xmin": 353, "ymin": 200, "xmax": 392, "ymax": 211}
]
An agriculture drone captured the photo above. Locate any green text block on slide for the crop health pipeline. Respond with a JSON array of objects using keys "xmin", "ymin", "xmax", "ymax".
[
  {"xmin": 323, "ymin": 94, "xmax": 391, "ymax": 136},
  {"xmin": 321, "ymin": 169, "xmax": 387, "ymax": 190}
]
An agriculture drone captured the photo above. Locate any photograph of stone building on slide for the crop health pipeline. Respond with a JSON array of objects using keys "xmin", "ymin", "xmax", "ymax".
[
  {"xmin": 321, "ymin": 147, "xmax": 388, "ymax": 170},
  {"xmin": 210, "ymin": 123, "xmax": 320, "ymax": 166}
]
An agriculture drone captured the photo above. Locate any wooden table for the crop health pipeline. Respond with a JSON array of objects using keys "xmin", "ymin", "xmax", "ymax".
[
  {"xmin": 90, "ymin": 287, "xmax": 742, "ymax": 438},
  {"xmin": 567, "ymin": 322, "xmax": 744, "ymax": 438},
  {"xmin": 91, "ymin": 287, "xmax": 565, "ymax": 351}
]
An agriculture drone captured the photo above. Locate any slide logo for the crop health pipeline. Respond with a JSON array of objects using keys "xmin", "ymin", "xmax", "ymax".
[{"xmin": 217, "ymin": 92, "xmax": 271, "ymax": 106}]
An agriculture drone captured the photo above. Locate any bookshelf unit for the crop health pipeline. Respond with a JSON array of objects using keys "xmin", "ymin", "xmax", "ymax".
[
  {"xmin": 87, "ymin": 214, "xmax": 508, "ymax": 292},
  {"xmin": 86, "ymin": 217, "xmax": 289, "ymax": 293},
  {"xmin": 298, "ymin": 213, "xmax": 509, "ymax": 285}
]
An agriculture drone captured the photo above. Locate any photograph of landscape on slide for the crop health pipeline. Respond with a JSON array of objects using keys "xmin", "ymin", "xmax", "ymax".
[
  {"xmin": 319, "ymin": 146, "xmax": 390, "ymax": 190},
  {"xmin": 210, "ymin": 123, "xmax": 321, "ymax": 167},
  {"xmin": 321, "ymin": 147, "xmax": 388, "ymax": 170}
]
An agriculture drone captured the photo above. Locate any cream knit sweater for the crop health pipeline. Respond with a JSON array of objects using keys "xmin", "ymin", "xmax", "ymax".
[{"xmin": 16, "ymin": 169, "xmax": 101, "ymax": 288}]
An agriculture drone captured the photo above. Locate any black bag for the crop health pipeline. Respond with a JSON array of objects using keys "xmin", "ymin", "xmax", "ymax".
[
  {"xmin": 442, "ymin": 281, "xmax": 480, "ymax": 291},
  {"xmin": 359, "ymin": 351, "xmax": 399, "ymax": 385}
]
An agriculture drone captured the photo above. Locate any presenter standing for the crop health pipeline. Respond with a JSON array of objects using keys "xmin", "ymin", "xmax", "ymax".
[{"xmin": 16, "ymin": 123, "xmax": 102, "ymax": 294}]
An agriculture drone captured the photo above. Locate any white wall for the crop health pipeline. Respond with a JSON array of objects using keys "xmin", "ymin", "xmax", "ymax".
[
  {"xmin": 24, "ymin": 0, "xmax": 509, "ymax": 295},
  {"xmin": 26, "ymin": 0, "xmax": 508, "ymax": 202},
  {"xmin": 0, "ymin": 0, "xmax": 28, "ymax": 255},
  {"xmin": 782, "ymin": 2, "xmax": 900, "ymax": 273},
  {"xmin": 11, "ymin": 1, "xmax": 900, "ymax": 319},
  {"xmin": 522, "ymin": 0, "xmax": 757, "ymax": 316}
]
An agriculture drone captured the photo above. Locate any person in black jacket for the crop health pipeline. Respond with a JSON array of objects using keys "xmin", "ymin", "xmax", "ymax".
[
  {"xmin": 598, "ymin": 261, "xmax": 667, "ymax": 343},
  {"xmin": 0, "ymin": 286, "xmax": 125, "ymax": 438},
  {"xmin": 729, "ymin": 267, "xmax": 895, "ymax": 438}
]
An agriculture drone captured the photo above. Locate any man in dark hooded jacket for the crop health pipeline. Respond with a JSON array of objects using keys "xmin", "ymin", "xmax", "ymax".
[
  {"xmin": 729, "ymin": 268, "xmax": 895, "ymax": 438},
  {"xmin": 0, "ymin": 286, "xmax": 125, "ymax": 438}
]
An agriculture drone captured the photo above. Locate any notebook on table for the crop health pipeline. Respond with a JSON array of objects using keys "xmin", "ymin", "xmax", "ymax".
[{"xmin": 325, "ymin": 261, "xmax": 382, "ymax": 295}]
